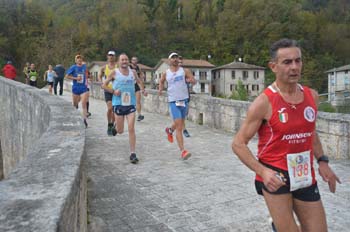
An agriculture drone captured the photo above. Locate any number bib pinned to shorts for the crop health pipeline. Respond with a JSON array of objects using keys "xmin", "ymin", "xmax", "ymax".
[
  {"xmin": 121, "ymin": 91, "xmax": 131, "ymax": 106},
  {"xmin": 287, "ymin": 151, "xmax": 312, "ymax": 191},
  {"xmin": 175, "ymin": 100, "xmax": 185, "ymax": 107}
]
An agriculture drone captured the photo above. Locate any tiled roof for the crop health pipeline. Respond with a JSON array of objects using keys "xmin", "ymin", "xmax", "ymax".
[
  {"xmin": 325, "ymin": 64, "xmax": 350, "ymax": 73},
  {"xmin": 88, "ymin": 61, "xmax": 152, "ymax": 71},
  {"xmin": 154, "ymin": 58, "xmax": 215, "ymax": 70},
  {"xmin": 212, "ymin": 61, "xmax": 265, "ymax": 70}
]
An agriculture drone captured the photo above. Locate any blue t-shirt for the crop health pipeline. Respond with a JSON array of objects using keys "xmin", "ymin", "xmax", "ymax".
[
  {"xmin": 66, "ymin": 64, "xmax": 87, "ymax": 87},
  {"xmin": 112, "ymin": 68, "xmax": 136, "ymax": 106}
]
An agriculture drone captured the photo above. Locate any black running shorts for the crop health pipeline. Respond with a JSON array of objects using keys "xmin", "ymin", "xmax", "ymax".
[
  {"xmin": 104, "ymin": 91, "xmax": 113, "ymax": 102},
  {"xmin": 113, "ymin": 105, "xmax": 136, "ymax": 116},
  {"xmin": 134, "ymin": 83, "xmax": 140, "ymax": 92},
  {"xmin": 255, "ymin": 162, "xmax": 321, "ymax": 202}
]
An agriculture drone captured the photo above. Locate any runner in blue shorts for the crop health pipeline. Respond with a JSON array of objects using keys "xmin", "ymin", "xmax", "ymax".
[
  {"xmin": 158, "ymin": 52, "xmax": 196, "ymax": 160},
  {"xmin": 65, "ymin": 54, "xmax": 89, "ymax": 128}
]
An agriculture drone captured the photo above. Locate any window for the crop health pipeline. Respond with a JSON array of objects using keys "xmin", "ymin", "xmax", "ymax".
[
  {"xmin": 199, "ymin": 71, "xmax": 207, "ymax": 80},
  {"xmin": 201, "ymin": 83, "xmax": 205, "ymax": 92},
  {"xmin": 252, "ymin": 85, "xmax": 260, "ymax": 91},
  {"xmin": 231, "ymin": 70, "xmax": 235, "ymax": 79},
  {"xmin": 254, "ymin": 71, "xmax": 259, "ymax": 79},
  {"xmin": 218, "ymin": 71, "xmax": 221, "ymax": 78},
  {"xmin": 243, "ymin": 71, "xmax": 248, "ymax": 79},
  {"xmin": 230, "ymin": 84, "xmax": 234, "ymax": 91}
]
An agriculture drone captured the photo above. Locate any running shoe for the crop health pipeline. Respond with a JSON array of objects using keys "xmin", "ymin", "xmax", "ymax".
[
  {"xmin": 83, "ymin": 119, "xmax": 88, "ymax": 128},
  {"xmin": 130, "ymin": 153, "xmax": 139, "ymax": 164},
  {"xmin": 269, "ymin": 217, "xmax": 277, "ymax": 232},
  {"xmin": 137, "ymin": 115, "xmax": 144, "ymax": 121},
  {"xmin": 111, "ymin": 125, "xmax": 117, "ymax": 136},
  {"xmin": 181, "ymin": 150, "xmax": 191, "ymax": 160},
  {"xmin": 165, "ymin": 127, "xmax": 174, "ymax": 143},
  {"xmin": 107, "ymin": 125, "xmax": 112, "ymax": 136},
  {"xmin": 183, "ymin": 129, "xmax": 190, "ymax": 137}
]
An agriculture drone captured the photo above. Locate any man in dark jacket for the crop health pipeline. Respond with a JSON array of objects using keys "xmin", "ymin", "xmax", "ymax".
[
  {"xmin": 53, "ymin": 64, "xmax": 65, "ymax": 95},
  {"xmin": 2, "ymin": 61, "xmax": 16, "ymax": 80}
]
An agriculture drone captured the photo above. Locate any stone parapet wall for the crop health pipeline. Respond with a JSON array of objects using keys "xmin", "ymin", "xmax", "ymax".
[
  {"xmin": 141, "ymin": 89, "xmax": 350, "ymax": 160},
  {"xmin": 75, "ymin": 81, "xmax": 350, "ymax": 160},
  {"xmin": 0, "ymin": 77, "xmax": 87, "ymax": 232}
]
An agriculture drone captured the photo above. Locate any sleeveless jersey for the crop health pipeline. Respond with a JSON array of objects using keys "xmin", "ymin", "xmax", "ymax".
[
  {"xmin": 104, "ymin": 64, "xmax": 116, "ymax": 89},
  {"xmin": 255, "ymin": 85, "xmax": 317, "ymax": 184},
  {"xmin": 28, "ymin": 70, "xmax": 38, "ymax": 81},
  {"xmin": 166, "ymin": 67, "xmax": 189, "ymax": 102},
  {"xmin": 47, "ymin": 70, "xmax": 55, "ymax": 82},
  {"xmin": 66, "ymin": 64, "xmax": 87, "ymax": 87},
  {"xmin": 112, "ymin": 68, "xmax": 136, "ymax": 106},
  {"xmin": 129, "ymin": 64, "xmax": 141, "ymax": 77}
]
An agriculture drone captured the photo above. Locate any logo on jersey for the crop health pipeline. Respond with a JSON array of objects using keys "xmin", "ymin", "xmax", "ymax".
[
  {"xmin": 278, "ymin": 107, "xmax": 288, "ymax": 123},
  {"xmin": 304, "ymin": 106, "xmax": 315, "ymax": 122}
]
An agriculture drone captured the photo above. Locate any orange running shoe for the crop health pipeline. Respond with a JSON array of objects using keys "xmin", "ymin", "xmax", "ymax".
[
  {"xmin": 165, "ymin": 127, "xmax": 174, "ymax": 143},
  {"xmin": 181, "ymin": 150, "xmax": 191, "ymax": 160}
]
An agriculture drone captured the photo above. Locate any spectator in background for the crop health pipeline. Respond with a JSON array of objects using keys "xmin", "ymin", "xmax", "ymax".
[
  {"xmin": 23, "ymin": 62, "xmax": 30, "ymax": 84},
  {"xmin": 2, "ymin": 61, "xmax": 16, "ymax": 80},
  {"xmin": 53, "ymin": 64, "xmax": 65, "ymax": 95}
]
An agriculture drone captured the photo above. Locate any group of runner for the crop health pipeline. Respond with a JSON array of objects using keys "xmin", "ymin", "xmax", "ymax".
[
  {"xmin": 22, "ymin": 62, "xmax": 66, "ymax": 96},
  {"xmin": 64, "ymin": 39, "xmax": 341, "ymax": 231}
]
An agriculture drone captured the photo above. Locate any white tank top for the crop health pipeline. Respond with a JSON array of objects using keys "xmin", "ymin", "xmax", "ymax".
[{"xmin": 166, "ymin": 67, "xmax": 189, "ymax": 102}]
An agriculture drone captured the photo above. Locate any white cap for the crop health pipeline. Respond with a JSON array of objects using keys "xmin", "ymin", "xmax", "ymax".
[
  {"xmin": 168, "ymin": 52, "xmax": 179, "ymax": 59},
  {"xmin": 108, "ymin": 51, "xmax": 116, "ymax": 56}
]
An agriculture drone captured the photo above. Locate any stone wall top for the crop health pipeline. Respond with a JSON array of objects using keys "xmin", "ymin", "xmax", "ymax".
[{"xmin": 0, "ymin": 78, "xmax": 86, "ymax": 231}]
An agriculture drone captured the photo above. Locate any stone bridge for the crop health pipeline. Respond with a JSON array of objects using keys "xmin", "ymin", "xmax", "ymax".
[{"xmin": 0, "ymin": 78, "xmax": 349, "ymax": 231}]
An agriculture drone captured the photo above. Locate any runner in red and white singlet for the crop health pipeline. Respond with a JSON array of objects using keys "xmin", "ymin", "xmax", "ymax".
[
  {"xmin": 232, "ymin": 39, "xmax": 340, "ymax": 232},
  {"xmin": 256, "ymin": 84, "xmax": 317, "ymax": 185}
]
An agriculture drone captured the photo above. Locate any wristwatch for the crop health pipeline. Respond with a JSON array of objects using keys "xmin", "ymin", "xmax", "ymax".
[{"xmin": 317, "ymin": 155, "xmax": 329, "ymax": 164}]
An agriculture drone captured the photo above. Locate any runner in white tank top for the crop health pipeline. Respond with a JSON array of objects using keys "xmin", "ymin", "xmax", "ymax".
[{"xmin": 158, "ymin": 52, "xmax": 196, "ymax": 160}]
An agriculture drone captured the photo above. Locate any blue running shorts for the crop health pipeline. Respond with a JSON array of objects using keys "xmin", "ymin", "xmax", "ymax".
[
  {"xmin": 72, "ymin": 85, "xmax": 88, "ymax": 95},
  {"xmin": 169, "ymin": 100, "xmax": 189, "ymax": 120}
]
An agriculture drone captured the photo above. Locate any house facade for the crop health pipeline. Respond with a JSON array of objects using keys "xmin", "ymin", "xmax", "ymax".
[
  {"xmin": 88, "ymin": 61, "xmax": 153, "ymax": 87},
  {"xmin": 326, "ymin": 64, "xmax": 350, "ymax": 106},
  {"xmin": 153, "ymin": 58, "xmax": 215, "ymax": 94},
  {"xmin": 211, "ymin": 61, "xmax": 265, "ymax": 98}
]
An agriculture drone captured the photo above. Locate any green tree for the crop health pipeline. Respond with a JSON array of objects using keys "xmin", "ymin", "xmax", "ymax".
[{"xmin": 230, "ymin": 80, "xmax": 248, "ymax": 101}]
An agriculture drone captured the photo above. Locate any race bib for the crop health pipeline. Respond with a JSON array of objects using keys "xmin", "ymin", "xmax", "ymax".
[
  {"xmin": 175, "ymin": 100, "xmax": 185, "ymax": 107},
  {"xmin": 287, "ymin": 151, "xmax": 312, "ymax": 191},
  {"xmin": 121, "ymin": 92, "xmax": 131, "ymax": 106},
  {"xmin": 77, "ymin": 73, "xmax": 84, "ymax": 84}
]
